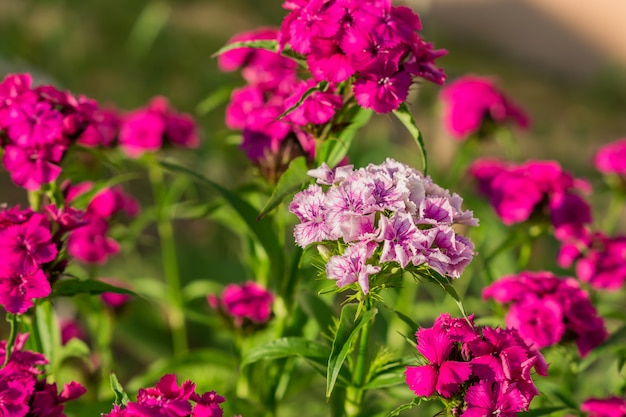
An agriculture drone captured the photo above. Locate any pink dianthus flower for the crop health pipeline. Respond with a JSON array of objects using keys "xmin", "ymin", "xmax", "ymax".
[
  {"xmin": 209, "ymin": 282, "xmax": 274, "ymax": 326},
  {"xmin": 290, "ymin": 159, "xmax": 477, "ymax": 293},
  {"xmin": 440, "ymin": 75, "xmax": 529, "ymax": 140},
  {"xmin": 483, "ymin": 271, "xmax": 607, "ymax": 356}
]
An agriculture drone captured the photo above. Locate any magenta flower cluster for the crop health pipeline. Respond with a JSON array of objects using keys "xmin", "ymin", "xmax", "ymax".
[
  {"xmin": 222, "ymin": 28, "xmax": 336, "ymax": 167},
  {"xmin": 483, "ymin": 271, "xmax": 607, "ymax": 357},
  {"xmin": 0, "ymin": 204, "xmax": 87, "ymax": 314},
  {"xmin": 469, "ymin": 159, "xmax": 591, "ymax": 241},
  {"xmin": 208, "ymin": 281, "xmax": 274, "ymax": 327},
  {"xmin": 595, "ymin": 138, "xmax": 626, "ymax": 177},
  {"xmin": 440, "ymin": 75, "xmax": 529, "ymax": 140},
  {"xmin": 0, "ymin": 333, "xmax": 85, "ymax": 417},
  {"xmin": 119, "ymin": 96, "xmax": 199, "ymax": 158},
  {"xmin": 0, "ymin": 73, "xmax": 198, "ymax": 190},
  {"xmin": 581, "ymin": 396, "xmax": 626, "ymax": 417},
  {"xmin": 103, "ymin": 374, "xmax": 231, "ymax": 417},
  {"xmin": 404, "ymin": 314, "xmax": 547, "ymax": 417},
  {"xmin": 278, "ymin": 0, "xmax": 446, "ymax": 113},
  {"xmin": 0, "ymin": 73, "xmax": 117, "ymax": 190},
  {"xmin": 558, "ymin": 232, "xmax": 626, "ymax": 291},
  {"xmin": 65, "ymin": 182, "xmax": 139, "ymax": 265},
  {"xmin": 289, "ymin": 159, "xmax": 477, "ymax": 293}
]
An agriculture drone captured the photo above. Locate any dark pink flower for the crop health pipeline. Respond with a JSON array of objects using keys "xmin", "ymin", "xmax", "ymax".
[
  {"xmin": 483, "ymin": 271, "xmax": 607, "ymax": 357},
  {"xmin": 60, "ymin": 320, "xmax": 86, "ymax": 345},
  {"xmin": 0, "ymin": 378, "xmax": 31, "ymax": 417},
  {"xmin": 127, "ymin": 374, "xmax": 195, "ymax": 417},
  {"xmin": 440, "ymin": 75, "xmax": 529, "ymax": 140},
  {"xmin": 353, "ymin": 57, "xmax": 412, "ymax": 113},
  {"xmin": 582, "ymin": 397, "xmax": 626, "ymax": 417},
  {"xmin": 405, "ymin": 327, "xmax": 472, "ymax": 398},
  {"xmin": 0, "ymin": 265, "xmax": 51, "ymax": 314},
  {"xmin": 119, "ymin": 109, "xmax": 165, "ymax": 158},
  {"xmin": 575, "ymin": 233, "xmax": 626, "ymax": 291},
  {"xmin": 67, "ymin": 215, "xmax": 120, "ymax": 264},
  {"xmin": 307, "ymin": 38, "xmax": 355, "ymax": 83},
  {"xmin": 595, "ymin": 138, "xmax": 626, "ymax": 176},
  {"xmin": 0, "ymin": 213, "xmax": 56, "ymax": 272},
  {"xmin": 76, "ymin": 108, "xmax": 120, "ymax": 148},
  {"xmin": 2, "ymin": 143, "xmax": 66, "ymax": 191},
  {"xmin": 462, "ymin": 381, "xmax": 526, "ymax": 417},
  {"xmin": 469, "ymin": 159, "xmax": 591, "ymax": 234},
  {"xmin": 88, "ymin": 186, "xmax": 140, "ymax": 219},
  {"xmin": 218, "ymin": 281, "xmax": 274, "ymax": 325},
  {"xmin": 4, "ymin": 101, "xmax": 64, "ymax": 146},
  {"xmin": 191, "ymin": 391, "xmax": 225, "ymax": 417},
  {"xmin": 285, "ymin": 80, "xmax": 343, "ymax": 126}
]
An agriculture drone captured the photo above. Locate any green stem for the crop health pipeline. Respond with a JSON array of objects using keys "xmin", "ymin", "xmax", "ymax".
[
  {"xmin": 345, "ymin": 299, "xmax": 374, "ymax": 417},
  {"xmin": 148, "ymin": 161, "xmax": 188, "ymax": 358},
  {"xmin": 3, "ymin": 314, "xmax": 19, "ymax": 366},
  {"xmin": 602, "ymin": 192, "xmax": 625, "ymax": 233}
]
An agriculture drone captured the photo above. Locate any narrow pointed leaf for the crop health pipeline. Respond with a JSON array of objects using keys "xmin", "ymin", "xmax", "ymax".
[
  {"xmin": 393, "ymin": 103, "xmax": 428, "ymax": 175},
  {"xmin": 110, "ymin": 373, "xmax": 130, "ymax": 406},
  {"xmin": 276, "ymin": 81, "xmax": 328, "ymax": 120},
  {"xmin": 327, "ymin": 304, "xmax": 377, "ymax": 399},
  {"xmin": 316, "ymin": 107, "xmax": 373, "ymax": 167},
  {"xmin": 519, "ymin": 407, "xmax": 568, "ymax": 417},
  {"xmin": 242, "ymin": 337, "xmax": 330, "ymax": 367},
  {"xmin": 385, "ymin": 398, "xmax": 421, "ymax": 417},
  {"xmin": 160, "ymin": 161, "xmax": 284, "ymax": 279},
  {"xmin": 212, "ymin": 40, "xmax": 279, "ymax": 57},
  {"xmin": 51, "ymin": 279, "xmax": 137, "ymax": 298},
  {"xmin": 196, "ymin": 85, "xmax": 234, "ymax": 116},
  {"xmin": 258, "ymin": 156, "xmax": 311, "ymax": 219}
]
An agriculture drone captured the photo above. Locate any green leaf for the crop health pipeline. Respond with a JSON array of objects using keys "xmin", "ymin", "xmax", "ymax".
[
  {"xmin": 519, "ymin": 407, "xmax": 568, "ymax": 417},
  {"xmin": 34, "ymin": 301, "xmax": 61, "ymax": 370},
  {"xmin": 277, "ymin": 81, "xmax": 329, "ymax": 120},
  {"xmin": 258, "ymin": 156, "xmax": 311, "ymax": 219},
  {"xmin": 57, "ymin": 338, "xmax": 91, "ymax": 363},
  {"xmin": 326, "ymin": 304, "xmax": 377, "ymax": 399},
  {"xmin": 389, "ymin": 307, "xmax": 419, "ymax": 332},
  {"xmin": 160, "ymin": 160, "xmax": 285, "ymax": 280},
  {"xmin": 316, "ymin": 107, "xmax": 373, "ymax": 168},
  {"xmin": 419, "ymin": 269, "xmax": 469, "ymax": 321},
  {"xmin": 51, "ymin": 279, "xmax": 137, "ymax": 298},
  {"xmin": 127, "ymin": 348, "xmax": 236, "ymax": 392},
  {"xmin": 196, "ymin": 85, "xmax": 234, "ymax": 116},
  {"xmin": 298, "ymin": 290, "xmax": 336, "ymax": 335},
  {"xmin": 242, "ymin": 337, "xmax": 330, "ymax": 367},
  {"xmin": 393, "ymin": 103, "xmax": 428, "ymax": 175},
  {"xmin": 385, "ymin": 398, "xmax": 421, "ymax": 417},
  {"xmin": 110, "ymin": 373, "xmax": 130, "ymax": 406},
  {"xmin": 212, "ymin": 39, "xmax": 279, "ymax": 57},
  {"xmin": 361, "ymin": 371, "xmax": 406, "ymax": 390}
]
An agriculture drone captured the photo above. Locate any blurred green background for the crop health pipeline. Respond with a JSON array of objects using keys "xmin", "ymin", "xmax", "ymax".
[{"xmin": 1, "ymin": 0, "xmax": 626, "ymax": 414}]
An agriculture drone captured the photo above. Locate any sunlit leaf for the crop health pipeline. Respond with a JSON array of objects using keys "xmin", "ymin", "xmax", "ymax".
[
  {"xmin": 161, "ymin": 160, "xmax": 285, "ymax": 280},
  {"xmin": 327, "ymin": 304, "xmax": 377, "ymax": 399},
  {"xmin": 258, "ymin": 156, "xmax": 311, "ymax": 219},
  {"xmin": 242, "ymin": 337, "xmax": 330, "ymax": 367},
  {"xmin": 393, "ymin": 103, "xmax": 427, "ymax": 175},
  {"xmin": 110, "ymin": 372, "xmax": 130, "ymax": 406}
]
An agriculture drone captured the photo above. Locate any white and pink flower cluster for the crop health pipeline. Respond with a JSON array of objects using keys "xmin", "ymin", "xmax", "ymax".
[{"xmin": 289, "ymin": 159, "xmax": 477, "ymax": 293}]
